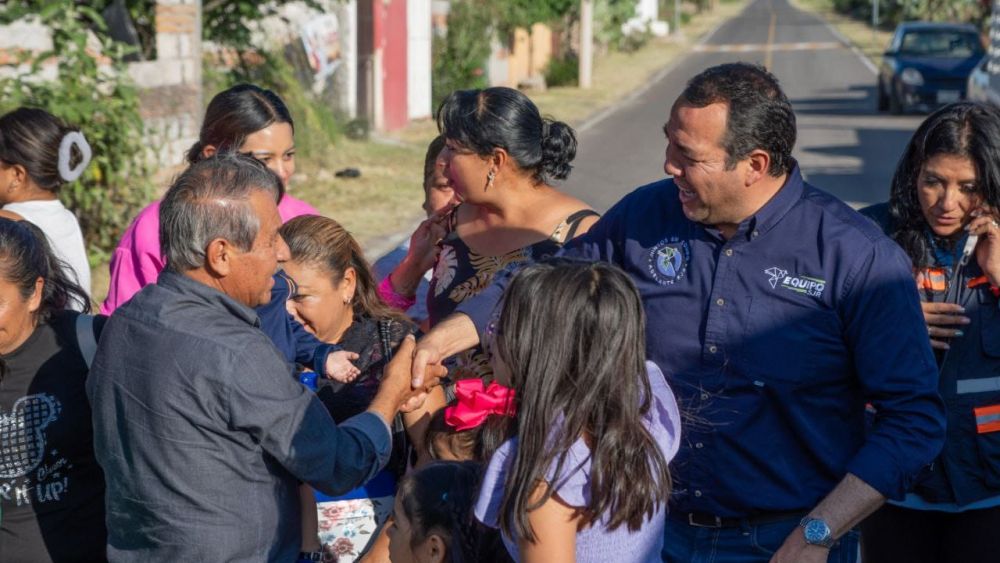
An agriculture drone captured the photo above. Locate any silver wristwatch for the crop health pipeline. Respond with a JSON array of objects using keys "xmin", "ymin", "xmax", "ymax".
[{"xmin": 800, "ymin": 516, "xmax": 835, "ymax": 548}]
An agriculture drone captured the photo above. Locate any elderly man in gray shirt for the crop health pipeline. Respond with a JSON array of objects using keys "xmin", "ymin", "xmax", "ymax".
[{"xmin": 87, "ymin": 154, "xmax": 433, "ymax": 562}]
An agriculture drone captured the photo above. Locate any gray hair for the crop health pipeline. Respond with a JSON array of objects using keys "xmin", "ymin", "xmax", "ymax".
[{"xmin": 159, "ymin": 153, "xmax": 281, "ymax": 271}]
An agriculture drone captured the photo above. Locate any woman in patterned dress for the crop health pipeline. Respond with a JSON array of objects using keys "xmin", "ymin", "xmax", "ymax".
[{"xmin": 426, "ymin": 87, "xmax": 599, "ymax": 382}]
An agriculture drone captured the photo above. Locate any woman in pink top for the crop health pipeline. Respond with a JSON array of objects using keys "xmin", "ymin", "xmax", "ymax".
[{"xmin": 102, "ymin": 84, "xmax": 319, "ymax": 314}]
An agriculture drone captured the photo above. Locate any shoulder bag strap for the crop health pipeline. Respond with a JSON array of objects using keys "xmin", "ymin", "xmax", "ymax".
[{"xmin": 75, "ymin": 314, "xmax": 99, "ymax": 369}]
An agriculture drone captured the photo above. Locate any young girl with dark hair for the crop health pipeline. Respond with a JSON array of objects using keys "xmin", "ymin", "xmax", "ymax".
[
  {"xmin": 387, "ymin": 461, "xmax": 483, "ymax": 563},
  {"xmin": 0, "ymin": 108, "xmax": 92, "ymax": 306},
  {"xmin": 101, "ymin": 83, "xmax": 319, "ymax": 314},
  {"xmin": 474, "ymin": 258, "xmax": 682, "ymax": 562},
  {"xmin": 0, "ymin": 218, "xmax": 107, "ymax": 562},
  {"xmin": 859, "ymin": 102, "xmax": 1000, "ymax": 562}
]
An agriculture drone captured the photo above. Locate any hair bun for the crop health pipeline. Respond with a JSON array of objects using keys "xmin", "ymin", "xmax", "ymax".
[
  {"xmin": 538, "ymin": 120, "xmax": 576, "ymax": 184},
  {"xmin": 185, "ymin": 141, "xmax": 205, "ymax": 164}
]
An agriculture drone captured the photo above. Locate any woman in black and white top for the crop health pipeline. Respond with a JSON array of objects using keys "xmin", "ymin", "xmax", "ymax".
[{"xmin": 0, "ymin": 218, "xmax": 105, "ymax": 562}]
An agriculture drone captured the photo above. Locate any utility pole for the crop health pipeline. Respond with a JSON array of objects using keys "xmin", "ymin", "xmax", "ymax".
[
  {"xmin": 674, "ymin": 0, "xmax": 681, "ymax": 39},
  {"xmin": 580, "ymin": 0, "xmax": 593, "ymax": 88},
  {"xmin": 872, "ymin": 0, "xmax": 878, "ymax": 55}
]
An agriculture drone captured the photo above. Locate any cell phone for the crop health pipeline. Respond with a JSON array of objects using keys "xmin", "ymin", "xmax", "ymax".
[{"xmin": 959, "ymin": 233, "xmax": 979, "ymax": 267}]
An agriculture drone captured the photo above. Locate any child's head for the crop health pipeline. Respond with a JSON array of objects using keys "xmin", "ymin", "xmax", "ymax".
[
  {"xmin": 422, "ymin": 135, "xmax": 454, "ymax": 217},
  {"xmin": 425, "ymin": 384, "xmax": 512, "ymax": 463},
  {"xmin": 389, "ymin": 461, "xmax": 481, "ymax": 563},
  {"xmin": 489, "ymin": 257, "xmax": 671, "ymax": 539}
]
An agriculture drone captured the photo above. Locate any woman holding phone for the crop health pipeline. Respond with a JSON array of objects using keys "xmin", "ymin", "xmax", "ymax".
[{"xmin": 860, "ymin": 102, "xmax": 1000, "ymax": 562}]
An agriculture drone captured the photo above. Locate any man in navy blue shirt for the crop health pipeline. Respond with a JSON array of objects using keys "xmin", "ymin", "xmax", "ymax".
[{"xmin": 411, "ymin": 63, "xmax": 946, "ymax": 562}]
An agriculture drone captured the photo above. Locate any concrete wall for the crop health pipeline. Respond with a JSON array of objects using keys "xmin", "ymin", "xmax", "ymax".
[
  {"xmin": 131, "ymin": 0, "xmax": 203, "ymax": 169},
  {"xmin": 0, "ymin": 1, "xmax": 203, "ymax": 171}
]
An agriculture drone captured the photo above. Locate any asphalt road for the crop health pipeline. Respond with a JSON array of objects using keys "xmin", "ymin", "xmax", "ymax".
[{"xmin": 564, "ymin": 0, "xmax": 926, "ymax": 212}]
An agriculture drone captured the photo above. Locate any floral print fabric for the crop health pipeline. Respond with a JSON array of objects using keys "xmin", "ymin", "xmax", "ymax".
[{"xmin": 317, "ymin": 496, "xmax": 394, "ymax": 561}]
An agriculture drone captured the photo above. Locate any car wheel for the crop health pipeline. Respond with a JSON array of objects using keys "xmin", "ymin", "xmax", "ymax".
[
  {"xmin": 888, "ymin": 87, "xmax": 902, "ymax": 115},
  {"xmin": 877, "ymin": 83, "xmax": 888, "ymax": 111}
]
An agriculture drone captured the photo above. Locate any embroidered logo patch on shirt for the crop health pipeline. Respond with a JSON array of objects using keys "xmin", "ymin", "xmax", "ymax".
[
  {"xmin": 648, "ymin": 237, "xmax": 690, "ymax": 285},
  {"xmin": 765, "ymin": 266, "xmax": 826, "ymax": 298}
]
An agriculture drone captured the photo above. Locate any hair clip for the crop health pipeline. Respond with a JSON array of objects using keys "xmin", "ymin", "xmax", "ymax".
[{"xmin": 57, "ymin": 131, "xmax": 92, "ymax": 183}]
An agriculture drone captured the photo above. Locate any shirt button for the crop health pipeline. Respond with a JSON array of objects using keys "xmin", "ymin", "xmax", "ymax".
[
  {"xmin": 752, "ymin": 230, "xmax": 760, "ymax": 238},
  {"xmin": 724, "ymin": 249, "xmax": 733, "ymax": 256},
  {"xmin": 708, "ymin": 345, "xmax": 718, "ymax": 354},
  {"xmin": 716, "ymin": 298, "xmax": 725, "ymax": 306},
  {"xmin": 700, "ymin": 392, "xmax": 709, "ymax": 400},
  {"xmin": 695, "ymin": 442, "xmax": 704, "ymax": 449},
  {"xmin": 694, "ymin": 490, "xmax": 703, "ymax": 497}
]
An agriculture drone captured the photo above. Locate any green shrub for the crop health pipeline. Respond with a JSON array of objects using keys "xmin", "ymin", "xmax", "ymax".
[
  {"xmin": 545, "ymin": 54, "xmax": 579, "ymax": 87},
  {"xmin": 0, "ymin": 2, "xmax": 154, "ymax": 264},
  {"xmin": 432, "ymin": 0, "xmax": 492, "ymax": 108}
]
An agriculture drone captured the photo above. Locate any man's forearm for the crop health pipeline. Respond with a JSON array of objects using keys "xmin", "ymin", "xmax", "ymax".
[
  {"xmin": 422, "ymin": 313, "xmax": 481, "ymax": 358},
  {"xmin": 809, "ymin": 473, "xmax": 886, "ymax": 537},
  {"xmin": 367, "ymin": 393, "xmax": 399, "ymax": 429}
]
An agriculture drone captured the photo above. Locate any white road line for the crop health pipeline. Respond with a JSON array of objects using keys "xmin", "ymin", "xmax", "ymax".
[{"xmin": 814, "ymin": 15, "xmax": 879, "ymax": 75}]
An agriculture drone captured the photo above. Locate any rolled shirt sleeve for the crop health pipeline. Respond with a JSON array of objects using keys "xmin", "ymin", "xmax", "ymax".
[
  {"xmin": 841, "ymin": 238, "xmax": 947, "ymax": 499},
  {"xmin": 226, "ymin": 347, "xmax": 392, "ymax": 497}
]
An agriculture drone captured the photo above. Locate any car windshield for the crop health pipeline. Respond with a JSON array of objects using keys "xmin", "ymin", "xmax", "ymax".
[{"xmin": 898, "ymin": 30, "xmax": 983, "ymax": 57}]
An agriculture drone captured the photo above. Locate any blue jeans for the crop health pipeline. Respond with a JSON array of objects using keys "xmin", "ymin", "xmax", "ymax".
[{"xmin": 661, "ymin": 514, "xmax": 860, "ymax": 563}]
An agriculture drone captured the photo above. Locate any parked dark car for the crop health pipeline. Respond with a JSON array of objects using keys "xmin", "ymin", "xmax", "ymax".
[{"xmin": 877, "ymin": 22, "xmax": 984, "ymax": 114}]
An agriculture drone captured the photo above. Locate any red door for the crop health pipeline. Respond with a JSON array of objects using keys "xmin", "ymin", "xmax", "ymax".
[{"xmin": 377, "ymin": 0, "xmax": 409, "ymax": 131}]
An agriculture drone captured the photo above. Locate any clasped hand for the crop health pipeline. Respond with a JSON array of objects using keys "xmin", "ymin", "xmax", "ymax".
[{"xmin": 381, "ymin": 335, "xmax": 446, "ymax": 413}]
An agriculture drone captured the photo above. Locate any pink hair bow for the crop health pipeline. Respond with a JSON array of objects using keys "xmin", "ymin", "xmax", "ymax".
[{"xmin": 444, "ymin": 379, "xmax": 517, "ymax": 431}]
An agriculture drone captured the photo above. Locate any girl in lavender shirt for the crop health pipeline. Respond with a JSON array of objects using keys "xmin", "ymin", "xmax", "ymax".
[{"xmin": 475, "ymin": 258, "xmax": 682, "ymax": 563}]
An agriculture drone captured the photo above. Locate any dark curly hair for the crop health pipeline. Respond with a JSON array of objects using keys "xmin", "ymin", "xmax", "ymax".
[
  {"xmin": 887, "ymin": 102, "xmax": 1000, "ymax": 269},
  {"xmin": 436, "ymin": 87, "xmax": 576, "ymax": 185},
  {"xmin": 678, "ymin": 62, "xmax": 796, "ymax": 177}
]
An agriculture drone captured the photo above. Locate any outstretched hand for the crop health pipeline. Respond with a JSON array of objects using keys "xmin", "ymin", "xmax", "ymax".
[{"xmin": 382, "ymin": 336, "xmax": 446, "ymax": 414}]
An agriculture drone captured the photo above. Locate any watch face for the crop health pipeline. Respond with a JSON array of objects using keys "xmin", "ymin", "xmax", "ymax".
[{"xmin": 804, "ymin": 519, "xmax": 831, "ymax": 543}]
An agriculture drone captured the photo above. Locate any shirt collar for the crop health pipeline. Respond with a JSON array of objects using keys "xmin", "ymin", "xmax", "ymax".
[{"xmin": 157, "ymin": 269, "xmax": 261, "ymax": 328}]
